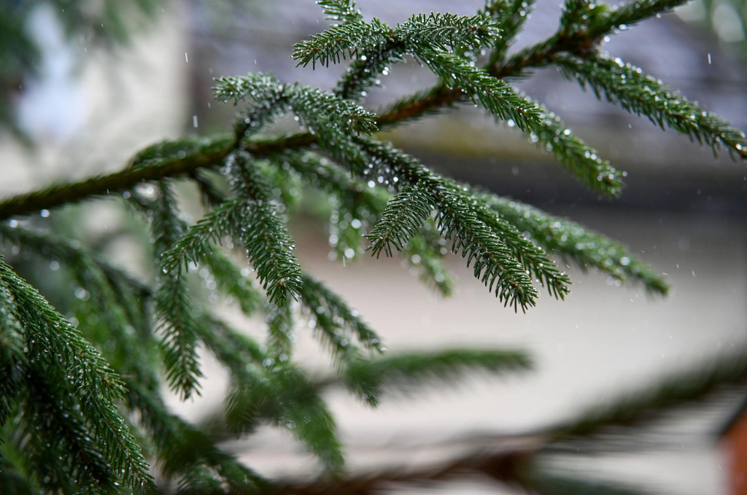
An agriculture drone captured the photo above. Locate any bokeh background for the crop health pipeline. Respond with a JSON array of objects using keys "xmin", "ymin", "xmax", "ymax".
[{"xmin": 1, "ymin": 1, "xmax": 746, "ymax": 494}]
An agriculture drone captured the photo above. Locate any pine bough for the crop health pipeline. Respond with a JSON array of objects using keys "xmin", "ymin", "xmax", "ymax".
[{"xmin": 0, "ymin": 0, "xmax": 744, "ymax": 493}]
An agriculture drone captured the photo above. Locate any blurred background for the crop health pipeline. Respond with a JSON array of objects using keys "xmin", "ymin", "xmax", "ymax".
[{"xmin": 0, "ymin": 0, "xmax": 746, "ymax": 494}]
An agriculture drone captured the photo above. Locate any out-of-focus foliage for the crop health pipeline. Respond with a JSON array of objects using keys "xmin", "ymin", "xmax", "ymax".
[{"xmin": 0, "ymin": 0, "xmax": 744, "ymax": 493}]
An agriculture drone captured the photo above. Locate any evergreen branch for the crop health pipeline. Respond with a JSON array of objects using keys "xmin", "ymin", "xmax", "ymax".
[
  {"xmin": 597, "ymin": 0, "xmax": 688, "ymax": 36},
  {"xmin": 485, "ymin": 0, "xmax": 536, "ymax": 66},
  {"xmin": 220, "ymin": 354, "xmax": 345, "ymax": 472},
  {"xmin": 280, "ymin": 151, "xmax": 387, "ymax": 216},
  {"xmin": 415, "ymin": 49, "xmax": 542, "ymax": 132},
  {"xmin": 292, "ymin": 18, "xmax": 392, "ymax": 69},
  {"xmin": 377, "ymin": 85, "xmax": 463, "ymax": 127},
  {"xmin": 283, "ymin": 151, "xmax": 454, "ymax": 291},
  {"xmin": 402, "ymin": 225, "xmax": 456, "ymax": 297},
  {"xmin": 0, "ymin": 257, "xmax": 154, "ymax": 490},
  {"xmin": 552, "ymin": 352, "xmax": 746, "ymax": 439},
  {"xmin": 318, "ymin": 0, "xmax": 363, "ymax": 23},
  {"xmin": 2, "ymin": 1, "xmax": 743, "ymax": 221},
  {"xmin": 477, "ymin": 193, "xmax": 669, "ymax": 294},
  {"xmin": 300, "ymin": 273, "xmax": 384, "ymax": 354},
  {"xmin": 286, "ymin": 83, "xmax": 378, "ymax": 161},
  {"xmin": 0, "ymin": 276, "xmax": 26, "ymax": 429},
  {"xmin": 160, "ymin": 196, "xmax": 245, "ymax": 273},
  {"xmin": 195, "ymin": 313, "xmax": 344, "ymax": 470},
  {"xmin": 19, "ymin": 368, "xmax": 117, "ymax": 493},
  {"xmin": 124, "ymin": 380, "xmax": 268, "ymax": 492},
  {"xmin": 366, "ymin": 183, "xmax": 435, "ymax": 257},
  {"xmin": 397, "ymin": 13, "xmax": 499, "ymax": 52},
  {"xmin": 526, "ymin": 100, "xmax": 625, "ymax": 196},
  {"xmin": 342, "ymin": 349, "xmax": 532, "ymax": 406},
  {"xmin": 474, "ymin": 203, "xmax": 571, "ymax": 299},
  {"xmin": 227, "ymin": 355, "xmax": 348, "ymax": 467},
  {"xmin": 264, "ymin": 301, "xmax": 295, "ymax": 356},
  {"xmin": 554, "ymin": 54, "xmax": 747, "ymax": 158},
  {"xmin": 498, "ymin": 0, "xmax": 688, "ymax": 78},
  {"xmin": 333, "ymin": 12, "xmax": 496, "ymax": 101},
  {"xmin": 153, "ymin": 181, "xmax": 203, "ymax": 400},
  {"xmin": 334, "ymin": 36, "xmax": 403, "ymax": 101},
  {"xmin": 230, "ymin": 152, "xmax": 303, "ymax": 304},
  {"xmin": 0, "ymin": 223, "xmax": 160, "ymax": 392},
  {"xmin": 202, "ymin": 250, "xmax": 264, "ymax": 317},
  {"xmin": 213, "ymin": 72, "xmax": 285, "ymax": 105},
  {"xmin": 356, "ymin": 137, "xmax": 545, "ymax": 310}
]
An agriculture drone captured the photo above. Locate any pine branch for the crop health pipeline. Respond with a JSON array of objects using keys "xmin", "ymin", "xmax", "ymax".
[
  {"xmin": 222, "ymin": 361, "xmax": 345, "ymax": 472},
  {"xmin": 298, "ymin": 273, "xmax": 384, "ymax": 362},
  {"xmin": 415, "ymin": 49, "xmax": 542, "ymax": 132},
  {"xmin": 124, "ymin": 380, "xmax": 268, "ymax": 492},
  {"xmin": 1, "ymin": 0, "xmax": 743, "ymax": 222},
  {"xmin": 160, "ymin": 195, "xmax": 245, "ymax": 273},
  {"xmin": 342, "ymin": 349, "xmax": 532, "ymax": 406},
  {"xmin": 0, "ymin": 275, "xmax": 25, "ymax": 429},
  {"xmin": 525, "ymin": 100, "xmax": 625, "ymax": 196},
  {"xmin": 554, "ymin": 54, "xmax": 747, "ymax": 158},
  {"xmin": 366, "ymin": 183, "xmax": 435, "ymax": 257},
  {"xmin": 551, "ymin": 352, "xmax": 745, "ymax": 439},
  {"xmin": 292, "ymin": 17, "xmax": 392, "ymax": 69},
  {"xmin": 264, "ymin": 301, "xmax": 295, "ymax": 356},
  {"xmin": 202, "ymin": 250, "xmax": 264, "ymax": 317},
  {"xmin": 327, "ymin": 11, "xmax": 497, "ymax": 100},
  {"xmin": 397, "ymin": 13, "xmax": 499, "ymax": 52},
  {"xmin": 476, "ymin": 192, "xmax": 669, "ymax": 294},
  {"xmin": 318, "ymin": 0, "xmax": 363, "ymax": 24},
  {"xmin": 194, "ymin": 310, "xmax": 345, "ymax": 472},
  {"xmin": 401, "ymin": 222, "xmax": 456, "ymax": 297},
  {"xmin": 485, "ymin": 0, "xmax": 536, "ymax": 66},
  {"xmin": 356, "ymin": 137, "xmax": 567, "ymax": 310},
  {"xmin": 0, "ymin": 256, "xmax": 154, "ymax": 490},
  {"xmin": 19, "ymin": 368, "xmax": 117, "ymax": 493},
  {"xmin": 152, "ymin": 181, "xmax": 204, "ymax": 400},
  {"xmin": 229, "ymin": 152, "xmax": 303, "ymax": 304}
]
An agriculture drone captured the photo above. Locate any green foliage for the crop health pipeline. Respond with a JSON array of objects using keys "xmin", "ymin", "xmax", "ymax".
[
  {"xmin": 476, "ymin": 192, "xmax": 669, "ymax": 294},
  {"xmin": 0, "ymin": 0, "xmax": 744, "ymax": 492},
  {"xmin": 0, "ymin": 256, "xmax": 153, "ymax": 491},
  {"xmin": 555, "ymin": 54, "xmax": 747, "ymax": 158},
  {"xmin": 343, "ymin": 349, "xmax": 532, "ymax": 405}
]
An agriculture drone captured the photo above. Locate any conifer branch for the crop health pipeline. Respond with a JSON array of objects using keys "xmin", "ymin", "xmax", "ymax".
[
  {"xmin": 153, "ymin": 181, "xmax": 204, "ymax": 400},
  {"xmin": 300, "ymin": 273, "xmax": 384, "ymax": 354},
  {"xmin": 264, "ymin": 301, "xmax": 295, "ymax": 356},
  {"xmin": 229, "ymin": 152, "xmax": 303, "ymax": 304},
  {"xmin": 415, "ymin": 50, "xmax": 543, "ymax": 132},
  {"xmin": 202, "ymin": 250, "xmax": 264, "ymax": 317},
  {"xmin": 367, "ymin": 183, "xmax": 434, "ymax": 258},
  {"xmin": 124, "ymin": 380, "xmax": 269, "ymax": 492},
  {"xmin": 19, "ymin": 369, "xmax": 117, "ymax": 492},
  {"xmin": 318, "ymin": 0, "xmax": 363, "ymax": 24},
  {"xmin": 356, "ymin": 137, "xmax": 568, "ymax": 309},
  {"xmin": 485, "ymin": 0, "xmax": 536, "ymax": 67},
  {"xmin": 401, "ymin": 224, "xmax": 456, "ymax": 297},
  {"xmin": 0, "ymin": 257, "xmax": 154, "ymax": 490},
  {"xmin": 554, "ymin": 54, "xmax": 747, "ymax": 158},
  {"xmin": 475, "ymin": 192, "xmax": 669, "ymax": 294},
  {"xmin": 551, "ymin": 352, "xmax": 745, "ymax": 439},
  {"xmin": 0, "ymin": 0, "xmax": 743, "ymax": 223},
  {"xmin": 341, "ymin": 349, "xmax": 532, "ymax": 406},
  {"xmin": 526, "ymin": 100, "xmax": 625, "ymax": 195}
]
